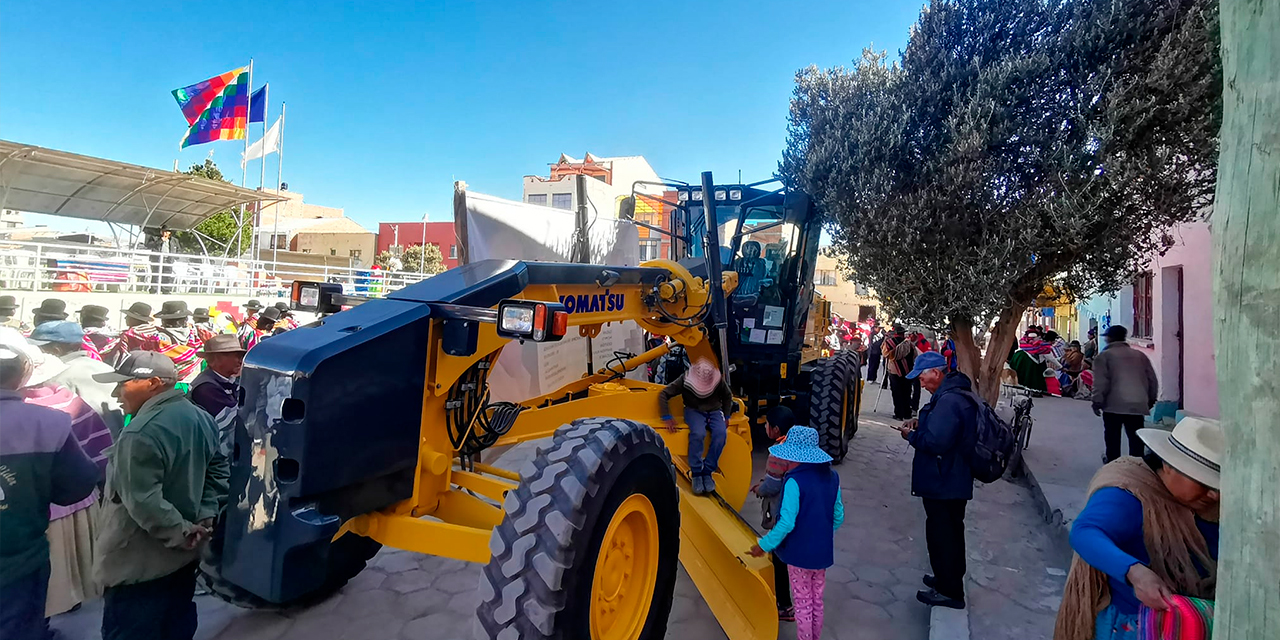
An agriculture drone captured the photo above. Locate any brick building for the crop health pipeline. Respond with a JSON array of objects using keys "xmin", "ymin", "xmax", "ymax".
[{"xmin": 375, "ymin": 221, "xmax": 460, "ymax": 270}]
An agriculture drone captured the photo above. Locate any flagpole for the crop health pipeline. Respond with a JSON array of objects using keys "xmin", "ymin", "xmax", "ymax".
[
  {"xmin": 272, "ymin": 102, "xmax": 286, "ymax": 265},
  {"xmin": 238, "ymin": 58, "xmax": 253, "ymax": 261},
  {"xmin": 257, "ymin": 82, "xmax": 269, "ymax": 270}
]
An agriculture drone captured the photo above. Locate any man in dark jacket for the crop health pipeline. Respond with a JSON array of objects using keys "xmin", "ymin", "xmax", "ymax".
[
  {"xmin": 898, "ymin": 351, "xmax": 977, "ymax": 610},
  {"xmin": 189, "ymin": 334, "xmax": 245, "ymax": 454},
  {"xmin": 0, "ymin": 340, "xmax": 100, "ymax": 640},
  {"xmin": 1091, "ymin": 325, "xmax": 1159, "ymax": 462}
]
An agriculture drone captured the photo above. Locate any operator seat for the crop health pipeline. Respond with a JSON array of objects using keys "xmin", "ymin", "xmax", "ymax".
[{"xmin": 733, "ymin": 241, "xmax": 767, "ymax": 298}]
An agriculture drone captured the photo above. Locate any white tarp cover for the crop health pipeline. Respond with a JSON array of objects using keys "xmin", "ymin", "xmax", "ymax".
[{"xmin": 455, "ymin": 187, "xmax": 647, "ymax": 401}]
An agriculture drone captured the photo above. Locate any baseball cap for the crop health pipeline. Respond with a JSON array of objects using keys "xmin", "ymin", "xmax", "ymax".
[
  {"xmin": 905, "ymin": 351, "xmax": 948, "ymax": 379},
  {"xmin": 92, "ymin": 351, "xmax": 178, "ymax": 383},
  {"xmin": 27, "ymin": 320, "xmax": 86, "ymax": 345}
]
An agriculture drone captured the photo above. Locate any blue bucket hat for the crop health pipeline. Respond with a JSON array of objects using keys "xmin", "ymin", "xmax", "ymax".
[
  {"xmin": 906, "ymin": 351, "xmax": 947, "ymax": 379},
  {"xmin": 768, "ymin": 426, "xmax": 833, "ymax": 464}
]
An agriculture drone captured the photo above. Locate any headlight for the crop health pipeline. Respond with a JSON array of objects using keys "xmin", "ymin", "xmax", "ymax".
[
  {"xmin": 496, "ymin": 299, "xmax": 569, "ymax": 342},
  {"xmin": 677, "ymin": 191, "xmax": 689, "ymax": 202},
  {"xmin": 729, "ymin": 188, "xmax": 743, "ymax": 200},
  {"xmin": 714, "ymin": 189, "xmax": 727, "ymax": 201},
  {"xmin": 500, "ymin": 306, "xmax": 534, "ymax": 334},
  {"xmin": 692, "ymin": 190, "xmax": 704, "ymax": 201}
]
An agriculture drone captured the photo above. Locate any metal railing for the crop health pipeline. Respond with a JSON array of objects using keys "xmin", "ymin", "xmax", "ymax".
[{"xmin": 0, "ymin": 239, "xmax": 432, "ymax": 297}]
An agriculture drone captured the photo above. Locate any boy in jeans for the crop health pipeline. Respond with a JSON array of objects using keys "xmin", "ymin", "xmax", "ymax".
[
  {"xmin": 659, "ymin": 358, "xmax": 733, "ymax": 495},
  {"xmin": 754, "ymin": 405, "xmax": 799, "ymax": 620}
]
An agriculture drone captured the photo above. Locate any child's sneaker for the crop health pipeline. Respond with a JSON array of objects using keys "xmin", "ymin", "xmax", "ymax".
[
  {"xmin": 691, "ymin": 475, "xmax": 706, "ymax": 495},
  {"xmin": 778, "ymin": 607, "xmax": 795, "ymax": 622},
  {"xmin": 704, "ymin": 475, "xmax": 717, "ymax": 494}
]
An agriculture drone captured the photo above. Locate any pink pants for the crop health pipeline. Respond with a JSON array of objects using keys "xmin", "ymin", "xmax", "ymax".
[{"xmin": 787, "ymin": 566, "xmax": 827, "ymax": 640}]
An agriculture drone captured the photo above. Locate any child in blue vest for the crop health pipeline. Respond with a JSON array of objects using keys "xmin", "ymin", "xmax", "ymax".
[{"xmin": 749, "ymin": 425, "xmax": 844, "ymax": 640}]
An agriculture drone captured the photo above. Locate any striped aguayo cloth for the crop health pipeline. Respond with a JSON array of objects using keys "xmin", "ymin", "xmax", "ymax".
[{"xmin": 1139, "ymin": 596, "xmax": 1214, "ymax": 640}]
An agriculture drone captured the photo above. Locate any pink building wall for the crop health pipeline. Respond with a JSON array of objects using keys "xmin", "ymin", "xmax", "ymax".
[{"xmin": 1142, "ymin": 221, "xmax": 1218, "ymax": 419}]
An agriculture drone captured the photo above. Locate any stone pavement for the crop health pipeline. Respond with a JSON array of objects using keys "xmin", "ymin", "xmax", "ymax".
[{"xmin": 50, "ymin": 382, "xmax": 987, "ymax": 640}]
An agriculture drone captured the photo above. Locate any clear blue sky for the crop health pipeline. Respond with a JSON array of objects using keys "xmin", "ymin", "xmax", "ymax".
[{"xmin": 1, "ymin": 0, "xmax": 919, "ymax": 232}]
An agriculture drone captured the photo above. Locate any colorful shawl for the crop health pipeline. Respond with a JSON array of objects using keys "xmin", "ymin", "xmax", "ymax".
[
  {"xmin": 156, "ymin": 326, "xmax": 204, "ymax": 381},
  {"xmin": 23, "ymin": 383, "xmax": 112, "ymax": 519},
  {"xmin": 1139, "ymin": 596, "xmax": 1213, "ymax": 640}
]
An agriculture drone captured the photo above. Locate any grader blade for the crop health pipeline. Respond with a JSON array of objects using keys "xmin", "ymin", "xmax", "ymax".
[{"xmin": 673, "ymin": 464, "xmax": 779, "ymax": 640}]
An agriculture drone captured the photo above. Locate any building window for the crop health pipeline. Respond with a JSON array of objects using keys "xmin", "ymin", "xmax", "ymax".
[
  {"xmin": 349, "ymin": 249, "xmax": 362, "ymax": 258},
  {"xmin": 330, "ymin": 248, "xmax": 337, "ymax": 256},
  {"xmin": 639, "ymin": 240, "xmax": 661, "ymax": 261},
  {"xmin": 1133, "ymin": 272, "xmax": 1153, "ymax": 339},
  {"xmin": 551, "ymin": 193, "xmax": 573, "ymax": 210},
  {"xmin": 449, "ymin": 244, "xmax": 458, "ymax": 259},
  {"xmin": 301, "ymin": 249, "xmax": 311, "ymax": 254},
  {"xmin": 527, "ymin": 194, "xmax": 548, "ymax": 206},
  {"xmin": 817, "ymin": 270, "xmax": 838, "ymax": 287}
]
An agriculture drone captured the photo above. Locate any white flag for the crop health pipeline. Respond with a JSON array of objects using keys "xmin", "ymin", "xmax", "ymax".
[{"xmin": 241, "ymin": 116, "xmax": 282, "ymax": 167}]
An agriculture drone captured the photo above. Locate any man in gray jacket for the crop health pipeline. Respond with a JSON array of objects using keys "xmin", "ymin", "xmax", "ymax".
[{"xmin": 1090, "ymin": 325, "xmax": 1159, "ymax": 462}]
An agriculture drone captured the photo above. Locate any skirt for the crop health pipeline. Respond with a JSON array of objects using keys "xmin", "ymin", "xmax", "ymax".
[{"xmin": 46, "ymin": 501, "xmax": 102, "ymax": 617}]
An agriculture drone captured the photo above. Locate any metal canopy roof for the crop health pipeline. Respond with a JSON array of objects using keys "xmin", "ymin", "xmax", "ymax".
[{"xmin": 0, "ymin": 140, "xmax": 286, "ymax": 231}]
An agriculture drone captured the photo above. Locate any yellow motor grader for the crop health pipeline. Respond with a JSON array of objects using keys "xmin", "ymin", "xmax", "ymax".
[{"xmin": 201, "ymin": 173, "xmax": 857, "ymax": 640}]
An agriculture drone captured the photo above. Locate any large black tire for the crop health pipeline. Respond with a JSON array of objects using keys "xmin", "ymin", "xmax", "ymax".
[
  {"xmin": 198, "ymin": 518, "xmax": 382, "ymax": 609},
  {"xmin": 810, "ymin": 351, "xmax": 860, "ymax": 463},
  {"xmin": 477, "ymin": 417, "xmax": 680, "ymax": 640}
]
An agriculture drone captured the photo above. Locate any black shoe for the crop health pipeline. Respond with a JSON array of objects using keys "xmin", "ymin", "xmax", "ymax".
[
  {"xmin": 922, "ymin": 574, "xmax": 937, "ymax": 589},
  {"xmin": 916, "ymin": 588, "xmax": 965, "ymax": 609}
]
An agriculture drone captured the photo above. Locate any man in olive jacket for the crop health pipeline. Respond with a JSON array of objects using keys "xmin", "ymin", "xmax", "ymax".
[
  {"xmin": 1090, "ymin": 325, "xmax": 1159, "ymax": 462},
  {"xmin": 92, "ymin": 352, "xmax": 229, "ymax": 640}
]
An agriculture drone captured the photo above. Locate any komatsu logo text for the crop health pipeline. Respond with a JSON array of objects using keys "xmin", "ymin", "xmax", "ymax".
[{"xmin": 559, "ymin": 291, "xmax": 625, "ymax": 314}]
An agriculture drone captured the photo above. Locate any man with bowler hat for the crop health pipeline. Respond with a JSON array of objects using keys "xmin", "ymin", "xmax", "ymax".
[{"xmin": 32, "ymin": 299, "xmax": 69, "ymax": 328}]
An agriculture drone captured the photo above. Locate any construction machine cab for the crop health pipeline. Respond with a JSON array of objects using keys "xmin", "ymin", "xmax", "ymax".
[{"xmin": 627, "ymin": 180, "xmax": 842, "ymax": 447}]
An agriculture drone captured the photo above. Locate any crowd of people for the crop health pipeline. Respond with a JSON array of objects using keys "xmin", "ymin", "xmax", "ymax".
[{"xmin": 0, "ymin": 295, "xmax": 299, "ymax": 640}]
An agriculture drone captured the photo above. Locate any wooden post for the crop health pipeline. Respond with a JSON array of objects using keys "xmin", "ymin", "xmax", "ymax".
[{"xmin": 1212, "ymin": 1, "xmax": 1279, "ymax": 638}]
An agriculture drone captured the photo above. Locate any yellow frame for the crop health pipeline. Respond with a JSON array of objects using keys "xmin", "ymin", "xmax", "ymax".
[{"xmin": 335, "ymin": 261, "xmax": 742, "ymax": 563}]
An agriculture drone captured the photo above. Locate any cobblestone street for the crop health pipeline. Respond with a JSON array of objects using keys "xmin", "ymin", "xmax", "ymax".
[{"xmin": 51, "ymin": 379, "xmax": 1074, "ymax": 640}]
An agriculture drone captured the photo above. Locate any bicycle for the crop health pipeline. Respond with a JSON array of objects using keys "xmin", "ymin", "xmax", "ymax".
[{"xmin": 1002, "ymin": 384, "xmax": 1037, "ymax": 478}]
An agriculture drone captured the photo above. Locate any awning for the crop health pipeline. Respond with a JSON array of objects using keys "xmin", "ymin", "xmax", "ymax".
[{"xmin": 0, "ymin": 140, "xmax": 286, "ymax": 231}]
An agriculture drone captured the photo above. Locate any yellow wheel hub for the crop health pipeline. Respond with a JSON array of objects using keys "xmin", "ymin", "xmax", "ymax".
[{"xmin": 591, "ymin": 493, "xmax": 659, "ymax": 640}]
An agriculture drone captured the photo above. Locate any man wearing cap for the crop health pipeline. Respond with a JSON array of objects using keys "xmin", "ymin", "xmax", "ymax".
[
  {"xmin": 32, "ymin": 298, "xmax": 69, "ymax": 328},
  {"xmin": 1054, "ymin": 417, "xmax": 1222, "ymax": 640},
  {"xmin": 189, "ymin": 334, "xmax": 246, "ymax": 454},
  {"xmin": 30, "ymin": 320, "xmax": 125, "ymax": 438},
  {"xmin": 0, "ymin": 337, "xmax": 101, "ymax": 640},
  {"xmin": 1091, "ymin": 325, "xmax": 1159, "ymax": 463},
  {"xmin": 897, "ymin": 351, "xmax": 978, "ymax": 610},
  {"xmin": 91, "ymin": 352, "xmax": 229, "ymax": 640}
]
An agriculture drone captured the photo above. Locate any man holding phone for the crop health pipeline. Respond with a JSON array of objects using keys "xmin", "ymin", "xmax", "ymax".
[
  {"xmin": 92, "ymin": 352, "xmax": 229, "ymax": 640},
  {"xmin": 897, "ymin": 351, "xmax": 978, "ymax": 610}
]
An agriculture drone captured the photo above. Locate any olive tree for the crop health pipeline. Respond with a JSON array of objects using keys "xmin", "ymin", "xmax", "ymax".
[{"xmin": 782, "ymin": 0, "xmax": 1221, "ymax": 402}]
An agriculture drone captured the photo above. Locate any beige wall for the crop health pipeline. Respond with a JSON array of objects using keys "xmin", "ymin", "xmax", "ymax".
[
  {"xmin": 256, "ymin": 189, "xmax": 344, "ymax": 222},
  {"xmin": 291, "ymin": 232, "xmax": 377, "ymax": 263},
  {"xmin": 813, "ymin": 254, "xmax": 880, "ymax": 320}
]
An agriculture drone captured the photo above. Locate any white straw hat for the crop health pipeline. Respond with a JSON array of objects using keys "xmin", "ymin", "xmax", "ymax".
[{"xmin": 1138, "ymin": 417, "xmax": 1224, "ymax": 490}]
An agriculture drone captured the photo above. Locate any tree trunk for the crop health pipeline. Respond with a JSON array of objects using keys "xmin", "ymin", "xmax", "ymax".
[
  {"xmin": 977, "ymin": 304, "xmax": 1023, "ymax": 405},
  {"xmin": 951, "ymin": 315, "xmax": 983, "ymax": 387},
  {"xmin": 1211, "ymin": 2, "xmax": 1280, "ymax": 637}
]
